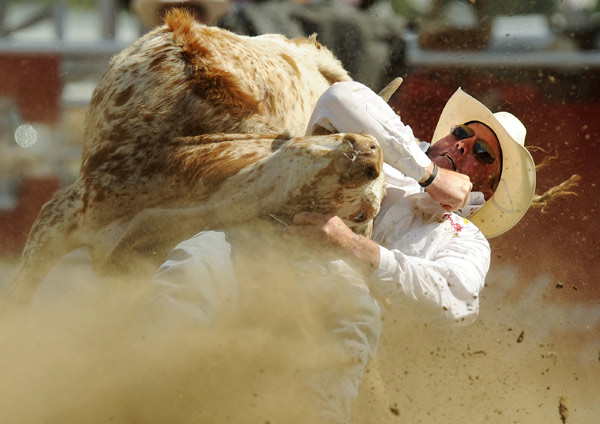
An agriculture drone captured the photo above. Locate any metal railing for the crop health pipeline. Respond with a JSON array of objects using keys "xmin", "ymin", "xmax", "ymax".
[{"xmin": 0, "ymin": 1, "xmax": 139, "ymax": 65}]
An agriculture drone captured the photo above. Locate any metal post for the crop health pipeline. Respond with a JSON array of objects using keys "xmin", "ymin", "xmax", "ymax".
[
  {"xmin": 99, "ymin": 0, "xmax": 117, "ymax": 39},
  {"xmin": 54, "ymin": 1, "xmax": 66, "ymax": 40}
]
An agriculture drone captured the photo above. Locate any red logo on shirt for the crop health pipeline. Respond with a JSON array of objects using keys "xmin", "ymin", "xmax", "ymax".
[{"xmin": 445, "ymin": 214, "xmax": 463, "ymax": 233}]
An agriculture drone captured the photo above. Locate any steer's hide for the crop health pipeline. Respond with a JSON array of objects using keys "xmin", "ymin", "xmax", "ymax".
[{"xmin": 4, "ymin": 10, "xmax": 386, "ymax": 305}]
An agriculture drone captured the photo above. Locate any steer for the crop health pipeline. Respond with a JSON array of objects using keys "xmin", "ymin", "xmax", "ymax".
[{"xmin": 4, "ymin": 9, "xmax": 387, "ymax": 305}]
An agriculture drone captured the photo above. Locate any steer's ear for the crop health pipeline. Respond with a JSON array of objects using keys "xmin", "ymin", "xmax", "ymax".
[
  {"xmin": 378, "ymin": 77, "xmax": 403, "ymax": 103},
  {"xmin": 165, "ymin": 8, "xmax": 213, "ymax": 59}
]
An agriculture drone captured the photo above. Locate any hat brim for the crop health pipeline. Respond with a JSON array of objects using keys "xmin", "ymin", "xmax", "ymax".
[{"xmin": 430, "ymin": 88, "xmax": 536, "ymax": 238}]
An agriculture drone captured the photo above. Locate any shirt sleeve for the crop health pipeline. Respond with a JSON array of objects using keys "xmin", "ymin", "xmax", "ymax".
[
  {"xmin": 305, "ymin": 81, "xmax": 432, "ymax": 182},
  {"xmin": 368, "ymin": 224, "xmax": 490, "ymax": 327}
]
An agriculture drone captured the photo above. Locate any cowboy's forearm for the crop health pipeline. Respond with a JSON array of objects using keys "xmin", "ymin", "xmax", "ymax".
[{"xmin": 285, "ymin": 213, "xmax": 380, "ymax": 273}]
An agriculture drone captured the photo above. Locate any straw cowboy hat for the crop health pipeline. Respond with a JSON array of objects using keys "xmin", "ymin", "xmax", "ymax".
[
  {"xmin": 133, "ymin": 0, "xmax": 231, "ymax": 28},
  {"xmin": 431, "ymin": 88, "xmax": 536, "ymax": 238}
]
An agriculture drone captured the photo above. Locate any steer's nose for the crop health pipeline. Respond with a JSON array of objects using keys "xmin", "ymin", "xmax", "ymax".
[{"xmin": 335, "ymin": 134, "xmax": 383, "ymax": 184}]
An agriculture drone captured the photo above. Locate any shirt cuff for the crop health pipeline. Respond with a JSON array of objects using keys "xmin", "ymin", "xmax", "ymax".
[{"xmin": 368, "ymin": 246, "xmax": 404, "ymax": 299}]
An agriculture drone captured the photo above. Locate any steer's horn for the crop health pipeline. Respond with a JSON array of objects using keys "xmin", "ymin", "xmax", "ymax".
[{"xmin": 378, "ymin": 77, "xmax": 403, "ymax": 103}]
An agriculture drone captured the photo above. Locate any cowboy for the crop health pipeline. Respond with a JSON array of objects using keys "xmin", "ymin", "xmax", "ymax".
[
  {"xmin": 287, "ymin": 80, "xmax": 537, "ymax": 325},
  {"xmin": 146, "ymin": 82, "xmax": 536, "ymax": 423}
]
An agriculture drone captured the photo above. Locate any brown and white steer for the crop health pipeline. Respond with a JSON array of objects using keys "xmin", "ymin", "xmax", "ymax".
[{"xmin": 4, "ymin": 10, "xmax": 385, "ymax": 305}]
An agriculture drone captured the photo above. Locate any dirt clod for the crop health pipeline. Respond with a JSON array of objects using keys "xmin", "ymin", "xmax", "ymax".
[{"xmin": 559, "ymin": 395, "xmax": 570, "ymax": 423}]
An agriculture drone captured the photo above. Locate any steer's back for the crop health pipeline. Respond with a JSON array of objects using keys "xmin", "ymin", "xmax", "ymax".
[{"xmin": 82, "ymin": 9, "xmax": 351, "ymax": 166}]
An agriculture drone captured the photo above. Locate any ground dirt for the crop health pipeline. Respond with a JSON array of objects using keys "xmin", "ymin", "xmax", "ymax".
[{"xmin": 1, "ymin": 244, "xmax": 598, "ymax": 424}]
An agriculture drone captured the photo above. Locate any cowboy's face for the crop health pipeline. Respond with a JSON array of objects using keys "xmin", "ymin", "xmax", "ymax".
[{"xmin": 426, "ymin": 122, "xmax": 502, "ymax": 200}]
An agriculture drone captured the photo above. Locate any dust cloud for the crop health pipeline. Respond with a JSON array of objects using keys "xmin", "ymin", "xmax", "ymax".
[
  {"xmin": 0, "ymin": 234, "xmax": 363, "ymax": 424},
  {"xmin": 0, "ymin": 239, "xmax": 599, "ymax": 424},
  {"xmin": 0, "ymin": 284, "xmax": 322, "ymax": 424}
]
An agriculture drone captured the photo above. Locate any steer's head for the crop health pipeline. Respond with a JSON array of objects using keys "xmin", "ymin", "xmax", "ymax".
[{"xmin": 262, "ymin": 133, "xmax": 385, "ymax": 237}]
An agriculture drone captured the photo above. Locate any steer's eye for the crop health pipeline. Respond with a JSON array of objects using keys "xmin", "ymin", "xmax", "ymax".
[{"xmin": 352, "ymin": 211, "xmax": 367, "ymax": 222}]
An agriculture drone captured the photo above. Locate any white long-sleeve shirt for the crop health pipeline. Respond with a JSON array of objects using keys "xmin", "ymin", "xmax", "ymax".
[{"xmin": 306, "ymin": 81, "xmax": 490, "ymax": 327}]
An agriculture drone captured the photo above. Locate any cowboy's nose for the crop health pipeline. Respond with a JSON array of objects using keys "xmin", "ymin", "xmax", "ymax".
[{"xmin": 454, "ymin": 139, "xmax": 466, "ymax": 155}]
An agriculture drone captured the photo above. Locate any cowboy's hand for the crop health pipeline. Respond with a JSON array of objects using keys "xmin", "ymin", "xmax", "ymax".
[
  {"xmin": 284, "ymin": 212, "xmax": 380, "ymax": 270},
  {"xmin": 424, "ymin": 166, "xmax": 472, "ymax": 211},
  {"xmin": 284, "ymin": 212, "xmax": 355, "ymax": 249}
]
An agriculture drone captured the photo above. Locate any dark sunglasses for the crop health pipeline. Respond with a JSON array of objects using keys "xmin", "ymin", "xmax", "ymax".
[{"xmin": 451, "ymin": 124, "xmax": 496, "ymax": 165}]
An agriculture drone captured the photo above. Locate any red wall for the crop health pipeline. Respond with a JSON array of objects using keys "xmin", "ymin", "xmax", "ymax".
[
  {"xmin": 0, "ymin": 54, "xmax": 62, "ymax": 124},
  {"xmin": 0, "ymin": 177, "xmax": 60, "ymax": 256},
  {"xmin": 0, "ymin": 54, "xmax": 63, "ymax": 256}
]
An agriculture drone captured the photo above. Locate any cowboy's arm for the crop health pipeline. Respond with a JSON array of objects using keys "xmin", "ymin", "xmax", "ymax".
[
  {"xmin": 284, "ymin": 213, "xmax": 380, "ymax": 274},
  {"xmin": 287, "ymin": 212, "xmax": 489, "ymax": 326},
  {"xmin": 307, "ymin": 81, "xmax": 430, "ymax": 181},
  {"xmin": 307, "ymin": 81, "xmax": 471, "ymax": 210},
  {"xmin": 369, "ymin": 225, "xmax": 489, "ymax": 326}
]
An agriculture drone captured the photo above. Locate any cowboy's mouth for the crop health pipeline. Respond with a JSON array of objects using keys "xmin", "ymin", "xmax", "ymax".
[{"xmin": 442, "ymin": 153, "xmax": 456, "ymax": 171}]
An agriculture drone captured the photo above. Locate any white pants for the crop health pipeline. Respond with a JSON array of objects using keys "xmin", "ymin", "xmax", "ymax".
[
  {"xmin": 148, "ymin": 230, "xmax": 381, "ymax": 423},
  {"xmin": 151, "ymin": 231, "xmax": 239, "ymax": 326}
]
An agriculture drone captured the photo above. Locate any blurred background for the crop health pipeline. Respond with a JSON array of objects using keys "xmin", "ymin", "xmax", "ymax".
[{"xmin": 0, "ymin": 0, "xmax": 598, "ymax": 422}]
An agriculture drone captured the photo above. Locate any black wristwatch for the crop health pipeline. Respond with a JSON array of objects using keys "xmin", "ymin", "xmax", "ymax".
[{"xmin": 419, "ymin": 163, "xmax": 438, "ymax": 188}]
